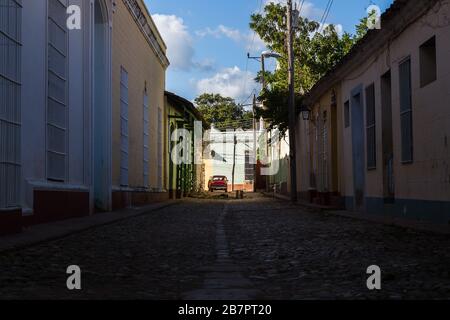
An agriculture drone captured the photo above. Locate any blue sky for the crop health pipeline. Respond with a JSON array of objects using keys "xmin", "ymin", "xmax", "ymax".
[{"xmin": 146, "ymin": 0, "xmax": 394, "ymax": 105}]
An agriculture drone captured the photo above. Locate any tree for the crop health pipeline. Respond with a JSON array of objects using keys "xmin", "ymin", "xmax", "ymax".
[
  {"xmin": 194, "ymin": 93, "xmax": 253, "ymax": 130},
  {"xmin": 354, "ymin": 17, "xmax": 369, "ymax": 43},
  {"xmin": 250, "ymin": 2, "xmax": 368, "ymax": 133}
]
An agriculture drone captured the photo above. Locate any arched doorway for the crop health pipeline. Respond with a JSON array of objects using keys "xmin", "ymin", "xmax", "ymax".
[{"xmin": 92, "ymin": 0, "xmax": 112, "ymax": 212}]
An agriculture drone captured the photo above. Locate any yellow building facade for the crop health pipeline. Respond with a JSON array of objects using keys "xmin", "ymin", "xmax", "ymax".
[
  {"xmin": 111, "ymin": 0, "xmax": 169, "ymax": 209},
  {"xmin": 298, "ymin": 0, "xmax": 450, "ymax": 223}
]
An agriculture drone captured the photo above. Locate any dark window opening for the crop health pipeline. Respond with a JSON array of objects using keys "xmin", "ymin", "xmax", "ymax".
[
  {"xmin": 344, "ymin": 101, "xmax": 350, "ymax": 128},
  {"xmin": 420, "ymin": 36, "xmax": 437, "ymax": 88},
  {"xmin": 365, "ymin": 84, "xmax": 376, "ymax": 169},
  {"xmin": 399, "ymin": 58, "xmax": 414, "ymax": 163}
]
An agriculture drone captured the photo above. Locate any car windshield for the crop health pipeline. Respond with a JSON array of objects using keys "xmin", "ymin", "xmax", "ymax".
[{"xmin": 213, "ymin": 177, "xmax": 225, "ymax": 181}]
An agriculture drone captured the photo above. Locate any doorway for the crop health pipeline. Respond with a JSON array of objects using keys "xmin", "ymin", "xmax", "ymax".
[
  {"xmin": 351, "ymin": 88, "xmax": 365, "ymax": 211},
  {"xmin": 381, "ymin": 71, "xmax": 395, "ymax": 202}
]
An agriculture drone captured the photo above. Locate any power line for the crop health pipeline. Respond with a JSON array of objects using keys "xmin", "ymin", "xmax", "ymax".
[
  {"xmin": 318, "ymin": 0, "xmax": 334, "ymax": 34},
  {"xmin": 239, "ymin": 88, "xmax": 257, "ymax": 108},
  {"xmin": 239, "ymin": 0, "xmax": 265, "ymax": 106}
]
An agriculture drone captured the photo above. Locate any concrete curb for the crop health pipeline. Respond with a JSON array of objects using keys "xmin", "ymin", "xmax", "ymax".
[
  {"xmin": 322, "ymin": 210, "xmax": 450, "ymax": 235},
  {"xmin": 0, "ymin": 201, "xmax": 181, "ymax": 254}
]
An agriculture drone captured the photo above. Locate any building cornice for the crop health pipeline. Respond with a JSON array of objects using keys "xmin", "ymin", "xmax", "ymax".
[
  {"xmin": 122, "ymin": 0, "xmax": 170, "ymax": 69},
  {"xmin": 304, "ymin": 0, "xmax": 440, "ymax": 105}
]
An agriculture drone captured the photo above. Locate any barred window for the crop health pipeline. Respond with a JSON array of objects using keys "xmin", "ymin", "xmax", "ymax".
[
  {"xmin": 244, "ymin": 150, "xmax": 254, "ymax": 181},
  {"xmin": 143, "ymin": 89, "xmax": 149, "ymax": 188},
  {"xmin": 157, "ymin": 108, "xmax": 163, "ymax": 189},
  {"xmin": 47, "ymin": 0, "xmax": 68, "ymax": 181},
  {"xmin": 120, "ymin": 67, "xmax": 129, "ymax": 187},
  {"xmin": 344, "ymin": 100, "xmax": 350, "ymax": 128},
  {"xmin": 399, "ymin": 58, "xmax": 413, "ymax": 163},
  {"xmin": 0, "ymin": 0, "xmax": 22, "ymax": 208},
  {"xmin": 365, "ymin": 83, "xmax": 376, "ymax": 169}
]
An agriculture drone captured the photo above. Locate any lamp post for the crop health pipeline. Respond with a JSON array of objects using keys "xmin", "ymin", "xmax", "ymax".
[
  {"xmin": 287, "ymin": 0, "xmax": 299, "ymax": 202},
  {"xmin": 248, "ymin": 51, "xmax": 282, "ymax": 92},
  {"xmin": 248, "ymin": 51, "xmax": 282, "ymax": 192}
]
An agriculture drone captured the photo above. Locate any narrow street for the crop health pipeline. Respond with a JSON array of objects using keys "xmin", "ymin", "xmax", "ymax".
[{"xmin": 0, "ymin": 194, "xmax": 449, "ymax": 300}]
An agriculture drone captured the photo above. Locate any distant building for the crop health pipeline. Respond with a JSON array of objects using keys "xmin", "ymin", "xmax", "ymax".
[
  {"xmin": 297, "ymin": 0, "xmax": 450, "ymax": 223},
  {"xmin": 204, "ymin": 126, "xmax": 257, "ymax": 192},
  {"xmin": 266, "ymin": 129, "xmax": 291, "ymax": 196}
]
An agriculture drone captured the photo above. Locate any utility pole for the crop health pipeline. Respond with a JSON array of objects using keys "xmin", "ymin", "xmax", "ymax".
[
  {"xmin": 231, "ymin": 129, "xmax": 237, "ymax": 192},
  {"xmin": 287, "ymin": 0, "xmax": 298, "ymax": 202},
  {"xmin": 253, "ymin": 94, "xmax": 257, "ymax": 192}
]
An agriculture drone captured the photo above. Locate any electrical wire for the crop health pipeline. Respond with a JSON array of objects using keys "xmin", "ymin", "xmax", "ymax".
[
  {"xmin": 239, "ymin": 0, "xmax": 265, "ymax": 107},
  {"xmin": 316, "ymin": 0, "xmax": 334, "ymax": 35}
]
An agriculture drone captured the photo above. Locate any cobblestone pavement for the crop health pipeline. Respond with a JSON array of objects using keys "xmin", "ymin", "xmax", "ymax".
[
  {"xmin": 226, "ymin": 196, "xmax": 450, "ymax": 299},
  {"xmin": 0, "ymin": 200, "xmax": 220, "ymax": 299},
  {"xmin": 1, "ymin": 194, "xmax": 450, "ymax": 299}
]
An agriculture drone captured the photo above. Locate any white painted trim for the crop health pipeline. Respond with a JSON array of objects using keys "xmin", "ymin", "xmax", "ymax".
[
  {"xmin": 26, "ymin": 180, "xmax": 90, "ymax": 192},
  {"xmin": 112, "ymin": 186, "xmax": 168, "ymax": 193}
]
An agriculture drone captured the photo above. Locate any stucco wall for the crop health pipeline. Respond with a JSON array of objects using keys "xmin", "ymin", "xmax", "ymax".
[
  {"xmin": 340, "ymin": 4, "xmax": 450, "ymax": 203},
  {"xmin": 297, "ymin": 3, "xmax": 450, "ymax": 220},
  {"xmin": 21, "ymin": 0, "xmax": 94, "ymax": 212},
  {"xmin": 112, "ymin": 0, "xmax": 167, "ymax": 190},
  {"xmin": 204, "ymin": 129, "xmax": 256, "ymax": 191},
  {"xmin": 297, "ymin": 88, "xmax": 342, "ymax": 196}
]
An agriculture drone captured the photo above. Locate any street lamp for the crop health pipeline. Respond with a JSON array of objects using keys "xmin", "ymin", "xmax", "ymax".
[
  {"xmin": 300, "ymin": 107, "xmax": 311, "ymax": 121},
  {"xmin": 261, "ymin": 51, "xmax": 282, "ymax": 60},
  {"xmin": 248, "ymin": 51, "xmax": 282, "ymax": 90}
]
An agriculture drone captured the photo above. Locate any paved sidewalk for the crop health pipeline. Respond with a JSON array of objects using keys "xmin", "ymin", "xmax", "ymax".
[
  {"xmin": 0, "ymin": 201, "xmax": 180, "ymax": 254},
  {"xmin": 262, "ymin": 192, "xmax": 450, "ymax": 235}
]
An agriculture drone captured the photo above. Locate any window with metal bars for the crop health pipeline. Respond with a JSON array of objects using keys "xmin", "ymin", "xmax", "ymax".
[
  {"xmin": 344, "ymin": 100, "xmax": 350, "ymax": 128},
  {"xmin": 143, "ymin": 89, "xmax": 149, "ymax": 188},
  {"xmin": 157, "ymin": 108, "xmax": 163, "ymax": 189},
  {"xmin": 0, "ymin": 0, "xmax": 22, "ymax": 208},
  {"xmin": 365, "ymin": 83, "xmax": 376, "ymax": 169},
  {"xmin": 399, "ymin": 58, "xmax": 414, "ymax": 163},
  {"xmin": 120, "ymin": 67, "xmax": 129, "ymax": 187},
  {"xmin": 244, "ymin": 149, "xmax": 254, "ymax": 181},
  {"xmin": 47, "ymin": 0, "xmax": 68, "ymax": 182}
]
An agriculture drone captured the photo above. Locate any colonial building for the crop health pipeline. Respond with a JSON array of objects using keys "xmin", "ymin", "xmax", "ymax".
[
  {"xmin": 0, "ymin": 0, "xmax": 169, "ymax": 235},
  {"xmin": 298, "ymin": 0, "xmax": 450, "ymax": 223},
  {"xmin": 111, "ymin": 0, "xmax": 169, "ymax": 209},
  {"xmin": 297, "ymin": 88, "xmax": 342, "ymax": 206},
  {"xmin": 164, "ymin": 91, "xmax": 208, "ymax": 199},
  {"xmin": 204, "ymin": 126, "xmax": 257, "ymax": 193}
]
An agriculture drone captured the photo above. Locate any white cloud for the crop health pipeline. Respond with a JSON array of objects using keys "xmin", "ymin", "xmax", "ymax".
[
  {"xmin": 152, "ymin": 14, "xmax": 195, "ymax": 71},
  {"xmin": 196, "ymin": 66, "xmax": 258, "ymax": 102},
  {"xmin": 196, "ymin": 25, "xmax": 267, "ymax": 52}
]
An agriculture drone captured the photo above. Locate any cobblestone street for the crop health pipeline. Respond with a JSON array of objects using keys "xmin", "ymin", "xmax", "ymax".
[{"xmin": 1, "ymin": 195, "xmax": 450, "ymax": 300}]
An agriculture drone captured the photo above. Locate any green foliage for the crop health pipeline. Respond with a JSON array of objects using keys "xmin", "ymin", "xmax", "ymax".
[
  {"xmin": 256, "ymin": 88, "xmax": 303, "ymax": 134},
  {"xmin": 194, "ymin": 93, "xmax": 253, "ymax": 129},
  {"xmin": 250, "ymin": 2, "xmax": 369, "ymax": 133},
  {"xmin": 355, "ymin": 17, "xmax": 369, "ymax": 43}
]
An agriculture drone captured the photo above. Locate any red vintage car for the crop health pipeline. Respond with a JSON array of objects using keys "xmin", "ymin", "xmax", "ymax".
[{"xmin": 208, "ymin": 176, "xmax": 229, "ymax": 192}]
